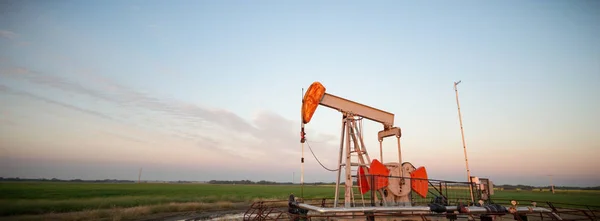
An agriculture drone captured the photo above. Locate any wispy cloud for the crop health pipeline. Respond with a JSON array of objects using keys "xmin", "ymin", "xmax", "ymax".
[
  {"xmin": 0, "ymin": 84, "xmax": 117, "ymax": 122},
  {"xmin": 0, "ymin": 30, "xmax": 17, "ymax": 40},
  {"xmin": 98, "ymin": 130, "xmax": 147, "ymax": 144},
  {"xmin": 0, "ymin": 66, "xmax": 338, "ymax": 163},
  {"xmin": 0, "ymin": 117, "xmax": 17, "ymax": 126},
  {"xmin": 0, "ymin": 30, "xmax": 28, "ymax": 47},
  {"xmin": 66, "ymin": 68, "xmax": 259, "ymax": 136}
]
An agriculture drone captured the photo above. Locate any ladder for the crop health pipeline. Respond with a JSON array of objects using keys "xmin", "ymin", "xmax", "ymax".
[{"xmin": 348, "ymin": 117, "xmax": 371, "ymax": 207}]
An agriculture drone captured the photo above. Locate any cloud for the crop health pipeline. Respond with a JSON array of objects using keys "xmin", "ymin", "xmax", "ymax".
[
  {"xmin": 1, "ymin": 67, "xmax": 256, "ymax": 135},
  {"xmin": 74, "ymin": 69, "xmax": 260, "ymax": 136},
  {"xmin": 198, "ymin": 136, "xmax": 220, "ymax": 148},
  {"xmin": 0, "ymin": 67, "xmax": 28, "ymax": 75},
  {"xmin": 0, "ymin": 84, "xmax": 117, "ymax": 122},
  {"xmin": 98, "ymin": 130, "xmax": 147, "ymax": 144},
  {"xmin": 0, "ymin": 68, "xmax": 366, "ymax": 183},
  {"xmin": 0, "ymin": 118, "xmax": 17, "ymax": 126},
  {"xmin": 0, "ymin": 30, "xmax": 17, "ymax": 40},
  {"xmin": 1, "ymin": 65, "xmax": 347, "ymax": 183},
  {"xmin": 245, "ymin": 110, "xmax": 340, "ymax": 171},
  {"xmin": 1, "ymin": 66, "xmax": 339, "ymax": 169},
  {"xmin": 1, "ymin": 67, "xmax": 121, "ymax": 105},
  {"xmin": 0, "ymin": 29, "xmax": 29, "ymax": 47}
]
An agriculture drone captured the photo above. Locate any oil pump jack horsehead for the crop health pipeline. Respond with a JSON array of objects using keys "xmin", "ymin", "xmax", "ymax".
[{"xmin": 300, "ymin": 81, "xmax": 429, "ymax": 208}]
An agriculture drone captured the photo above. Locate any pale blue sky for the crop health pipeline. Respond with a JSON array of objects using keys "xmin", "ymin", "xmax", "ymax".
[{"xmin": 0, "ymin": 0, "xmax": 598, "ymax": 187}]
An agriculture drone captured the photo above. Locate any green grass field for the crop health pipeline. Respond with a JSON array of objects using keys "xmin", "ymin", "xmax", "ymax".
[
  {"xmin": 0, "ymin": 182, "xmax": 333, "ymax": 217},
  {"xmin": 1, "ymin": 182, "xmax": 599, "ymax": 218}
]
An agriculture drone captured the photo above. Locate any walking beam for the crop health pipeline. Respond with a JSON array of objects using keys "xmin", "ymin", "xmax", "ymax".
[{"xmin": 302, "ymin": 82, "xmax": 395, "ymax": 130}]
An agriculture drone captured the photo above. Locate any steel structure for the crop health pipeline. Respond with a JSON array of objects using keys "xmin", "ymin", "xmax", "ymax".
[{"xmin": 300, "ymin": 82, "xmax": 412, "ymax": 208}]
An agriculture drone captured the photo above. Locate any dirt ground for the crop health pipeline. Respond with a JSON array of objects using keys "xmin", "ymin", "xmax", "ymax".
[{"xmin": 133, "ymin": 209, "xmax": 247, "ymax": 221}]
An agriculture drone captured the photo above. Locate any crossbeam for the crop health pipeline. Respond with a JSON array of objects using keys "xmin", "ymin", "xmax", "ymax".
[{"xmin": 320, "ymin": 93, "xmax": 395, "ymax": 129}]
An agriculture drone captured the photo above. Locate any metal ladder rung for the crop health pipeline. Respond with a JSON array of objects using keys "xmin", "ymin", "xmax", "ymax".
[{"xmin": 340, "ymin": 163, "xmax": 369, "ymax": 167}]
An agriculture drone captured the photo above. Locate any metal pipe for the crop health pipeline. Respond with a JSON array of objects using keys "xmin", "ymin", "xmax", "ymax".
[
  {"xmin": 297, "ymin": 204, "xmax": 435, "ymax": 214},
  {"xmin": 459, "ymin": 206, "xmax": 562, "ymax": 219},
  {"xmin": 516, "ymin": 207, "xmax": 554, "ymax": 213},
  {"xmin": 298, "ymin": 204, "xmax": 562, "ymax": 220},
  {"xmin": 334, "ymin": 117, "xmax": 346, "ymax": 207},
  {"xmin": 379, "ymin": 141, "xmax": 383, "ymax": 163},
  {"xmin": 447, "ymin": 206, "xmax": 558, "ymax": 214}
]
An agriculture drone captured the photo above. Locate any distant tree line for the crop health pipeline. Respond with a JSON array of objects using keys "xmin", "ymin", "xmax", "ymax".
[
  {"xmin": 1, "ymin": 177, "xmax": 597, "ymax": 189},
  {"xmin": 560, "ymin": 186, "xmax": 600, "ymax": 190},
  {"xmin": 0, "ymin": 177, "xmax": 135, "ymax": 183},
  {"xmin": 495, "ymin": 184, "xmax": 600, "ymax": 190},
  {"xmin": 208, "ymin": 180, "xmax": 294, "ymax": 185},
  {"xmin": 207, "ymin": 180, "xmax": 337, "ymax": 185}
]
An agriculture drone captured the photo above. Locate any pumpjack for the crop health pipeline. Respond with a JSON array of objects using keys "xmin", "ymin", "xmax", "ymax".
[{"xmin": 243, "ymin": 81, "xmax": 598, "ymax": 221}]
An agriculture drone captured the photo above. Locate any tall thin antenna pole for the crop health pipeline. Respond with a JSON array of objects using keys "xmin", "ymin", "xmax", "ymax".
[
  {"xmin": 300, "ymin": 88, "xmax": 305, "ymax": 198},
  {"xmin": 454, "ymin": 80, "xmax": 474, "ymax": 203}
]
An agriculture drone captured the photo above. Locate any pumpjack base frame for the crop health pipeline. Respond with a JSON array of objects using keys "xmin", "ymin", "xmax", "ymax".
[{"xmin": 243, "ymin": 196, "xmax": 600, "ymax": 221}]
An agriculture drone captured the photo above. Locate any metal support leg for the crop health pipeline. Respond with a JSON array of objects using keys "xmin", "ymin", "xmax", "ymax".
[
  {"xmin": 345, "ymin": 118, "xmax": 352, "ymax": 207},
  {"xmin": 397, "ymin": 136, "xmax": 402, "ymax": 177},
  {"xmin": 334, "ymin": 116, "xmax": 346, "ymax": 208}
]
